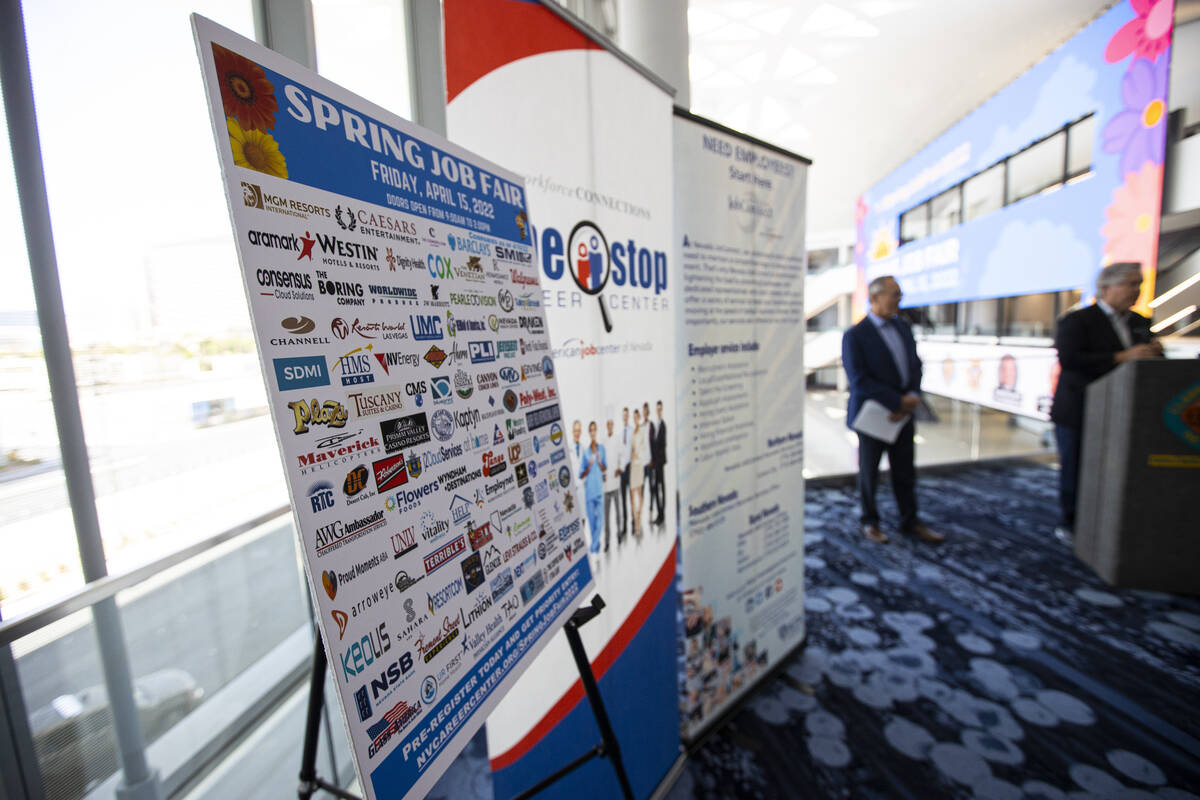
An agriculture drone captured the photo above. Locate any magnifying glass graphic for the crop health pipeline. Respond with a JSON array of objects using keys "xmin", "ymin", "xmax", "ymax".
[{"xmin": 566, "ymin": 220, "xmax": 613, "ymax": 333}]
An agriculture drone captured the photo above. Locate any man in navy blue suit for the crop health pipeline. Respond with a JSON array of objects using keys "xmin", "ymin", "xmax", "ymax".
[{"xmin": 842, "ymin": 275, "xmax": 944, "ymax": 545}]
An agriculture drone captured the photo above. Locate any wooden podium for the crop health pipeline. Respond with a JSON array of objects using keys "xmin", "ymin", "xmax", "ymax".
[{"xmin": 1075, "ymin": 359, "xmax": 1200, "ymax": 593}]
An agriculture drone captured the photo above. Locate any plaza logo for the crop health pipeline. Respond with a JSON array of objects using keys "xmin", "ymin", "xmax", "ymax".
[{"xmin": 287, "ymin": 398, "xmax": 349, "ymax": 434}]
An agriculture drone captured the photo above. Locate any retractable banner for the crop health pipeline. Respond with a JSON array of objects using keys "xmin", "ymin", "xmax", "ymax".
[
  {"xmin": 672, "ymin": 111, "xmax": 809, "ymax": 739},
  {"xmin": 192, "ymin": 17, "xmax": 592, "ymax": 800},
  {"xmin": 444, "ymin": 1, "xmax": 680, "ymax": 797}
]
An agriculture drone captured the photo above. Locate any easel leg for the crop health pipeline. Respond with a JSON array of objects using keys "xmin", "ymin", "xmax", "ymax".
[
  {"xmin": 563, "ymin": 618, "xmax": 636, "ymax": 800},
  {"xmin": 298, "ymin": 633, "xmax": 362, "ymax": 800}
]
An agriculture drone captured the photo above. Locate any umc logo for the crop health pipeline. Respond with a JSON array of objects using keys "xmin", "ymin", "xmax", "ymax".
[{"xmin": 411, "ymin": 314, "xmax": 444, "ymax": 341}]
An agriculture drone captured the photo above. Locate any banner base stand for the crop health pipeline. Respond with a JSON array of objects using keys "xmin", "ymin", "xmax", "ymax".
[
  {"xmin": 295, "ymin": 595, "xmax": 633, "ymax": 800},
  {"xmin": 298, "ymin": 633, "xmax": 361, "ymax": 800},
  {"xmin": 511, "ymin": 594, "xmax": 634, "ymax": 800}
]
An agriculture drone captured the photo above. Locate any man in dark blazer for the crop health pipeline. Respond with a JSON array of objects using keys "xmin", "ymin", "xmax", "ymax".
[
  {"xmin": 1050, "ymin": 262, "xmax": 1161, "ymax": 544},
  {"xmin": 651, "ymin": 400, "xmax": 667, "ymax": 525},
  {"xmin": 842, "ymin": 276, "xmax": 943, "ymax": 544}
]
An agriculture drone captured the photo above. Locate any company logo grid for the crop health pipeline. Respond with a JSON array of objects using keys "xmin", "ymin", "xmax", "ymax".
[{"xmin": 197, "ymin": 19, "xmax": 589, "ymax": 800}]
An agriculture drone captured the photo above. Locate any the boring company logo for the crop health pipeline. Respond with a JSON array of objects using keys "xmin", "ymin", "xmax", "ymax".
[{"xmin": 566, "ymin": 221, "xmax": 609, "ymax": 295}]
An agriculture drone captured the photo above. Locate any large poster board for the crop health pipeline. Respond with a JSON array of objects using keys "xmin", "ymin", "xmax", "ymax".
[
  {"xmin": 672, "ymin": 111, "xmax": 809, "ymax": 739},
  {"xmin": 192, "ymin": 17, "xmax": 591, "ymax": 799},
  {"xmin": 444, "ymin": 1, "xmax": 681, "ymax": 797}
]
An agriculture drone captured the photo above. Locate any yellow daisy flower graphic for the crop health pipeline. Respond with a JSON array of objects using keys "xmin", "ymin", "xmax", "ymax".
[{"xmin": 226, "ymin": 116, "xmax": 287, "ymax": 179}]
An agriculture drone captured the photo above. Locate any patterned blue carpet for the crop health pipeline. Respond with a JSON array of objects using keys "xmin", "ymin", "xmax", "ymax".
[{"xmin": 432, "ymin": 462, "xmax": 1200, "ymax": 799}]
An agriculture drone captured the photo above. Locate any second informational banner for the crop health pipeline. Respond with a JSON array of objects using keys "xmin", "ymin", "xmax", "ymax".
[{"xmin": 672, "ymin": 111, "xmax": 810, "ymax": 739}]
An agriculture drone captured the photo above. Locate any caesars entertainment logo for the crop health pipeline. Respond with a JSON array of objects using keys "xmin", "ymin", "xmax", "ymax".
[{"xmin": 242, "ymin": 182, "xmax": 332, "ymax": 220}]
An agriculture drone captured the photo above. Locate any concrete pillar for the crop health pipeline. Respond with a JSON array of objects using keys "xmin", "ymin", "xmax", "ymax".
[{"xmin": 616, "ymin": 0, "xmax": 689, "ymax": 108}]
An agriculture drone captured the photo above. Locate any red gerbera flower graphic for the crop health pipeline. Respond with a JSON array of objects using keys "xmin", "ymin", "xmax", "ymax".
[
  {"xmin": 212, "ymin": 43, "xmax": 278, "ymax": 131},
  {"xmin": 1105, "ymin": 0, "xmax": 1173, "ymax": 64}
]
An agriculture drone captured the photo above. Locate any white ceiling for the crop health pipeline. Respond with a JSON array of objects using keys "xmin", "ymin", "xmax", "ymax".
[{"xmin": 687, "ymin": 0, "xmax": 1122, "ymax": 238}]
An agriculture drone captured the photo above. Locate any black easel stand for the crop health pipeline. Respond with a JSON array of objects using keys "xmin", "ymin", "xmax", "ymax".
[
  {"xmin": 510, "ymin": 595, "xmax": 634, "ymax": 800},
  {"xmin": 297, "ymin": 594, "xmax": 633, "ymax": 800},
  {"xmin": 298, "ymin": 634, "xmax": 362, "ymax": 800}
]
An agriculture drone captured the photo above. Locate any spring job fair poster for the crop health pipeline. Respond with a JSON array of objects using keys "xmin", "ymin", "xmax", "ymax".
[
  {"xmin": 444, "ymin": 1, "xmax": 681, "ymax": 796},
  {"xmin": 672, "ymin": 111, "xmax": 809, "ymax": 739},
  {"xmin": 193, "ymin": 17, "xmax": 592, "ymax": 800}
]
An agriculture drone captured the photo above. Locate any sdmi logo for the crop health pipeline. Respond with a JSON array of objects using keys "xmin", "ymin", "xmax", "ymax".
[{"xmin": 273, "ymin": 356, "xmax": 329, "ymax": 391}]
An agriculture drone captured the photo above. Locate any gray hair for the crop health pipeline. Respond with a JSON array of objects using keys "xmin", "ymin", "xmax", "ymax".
[
  {"xmin": 868, "ymin": 275, "xmax": 897, "ymax": 298},
  {"xmin": 1096, "ymin": 261, "xmax": 1141, "ymax": 290}
]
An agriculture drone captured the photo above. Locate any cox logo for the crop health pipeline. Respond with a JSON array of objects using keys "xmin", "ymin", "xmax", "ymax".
[{"xmin": 427, "ymin": 254, "xmax": 454, "ymax": 279}]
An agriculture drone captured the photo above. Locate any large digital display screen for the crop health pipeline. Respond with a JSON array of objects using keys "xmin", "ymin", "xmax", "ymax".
[{"xmin": 855, "ymin": 0, "xmax": 1174, "ymax": 314}]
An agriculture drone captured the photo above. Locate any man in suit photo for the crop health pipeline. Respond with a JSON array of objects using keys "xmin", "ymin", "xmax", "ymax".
[
  {"xmin": 651, "ymin": 400, "xmax": 667, "ymax": 526},
  {"xmin": 1050, "ymin": 261, "xmax": 1162, "ymax": 545},
  {"xmin": 842, "ymin": 275, "xmax": 944, "ymax": 545}
]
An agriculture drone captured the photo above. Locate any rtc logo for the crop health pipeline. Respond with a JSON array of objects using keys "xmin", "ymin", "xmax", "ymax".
[{"xmin": 307, "ymin": 481, "xmax": 336, "ymax": 513}]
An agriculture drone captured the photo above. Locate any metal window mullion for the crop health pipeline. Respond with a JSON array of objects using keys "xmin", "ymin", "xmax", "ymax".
[{"xmin": 0, "ymin": 2, "xmax": 161, "ymax": 798}]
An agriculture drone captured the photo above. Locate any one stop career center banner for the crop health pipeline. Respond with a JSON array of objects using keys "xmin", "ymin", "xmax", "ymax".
[{"xmin": 194, "ymin": 17, "xmax": 592, "ymax": 800}]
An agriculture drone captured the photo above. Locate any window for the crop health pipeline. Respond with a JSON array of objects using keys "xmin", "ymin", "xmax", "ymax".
[
  {"xmin": 1002, "ymin": 292, "xmax": 1056, "ymax": 337},
  {"xmin": 807, "ymin": 247, "xmax": 840, "ymax": 272},
  {"xmin": 958, "ymin": 299, "xmax": 1002, "ymax": 336},
  {"xmin": 1006, "ymin": 131, "xmax": 1066, "ymax": 203},
  {"xmin": 899, "ymin": 202, "xmax": 930, "ymax": 245},
  {"xmin": 1066, "ymin": 114, "xmax": 1095, "ymax": 179},
  {"xmin": 963, "ymin": 163, "xmax": 1004, "ymax": 222},
  {"xmin": 929, "ymin": 186, "xmax": 962, "ymax": 234},
  {"xmin": 313, "ymin": 0, "xmax": 412, "ymax": 120}
]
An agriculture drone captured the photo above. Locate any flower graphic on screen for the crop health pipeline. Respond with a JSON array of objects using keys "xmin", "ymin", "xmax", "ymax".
[
  {"xmin": 1105, "ymin": 0, "xmax": 1173, "ymax": 64},
  {"xmin": 1100, "ymin": 161, "xmax": 1162, "ymax": 265},
  {"xmin": 226, "ymin": 117, "xmax": 288, "ymax": 179},
  {"xmin": 868, "ymin": 225, "xmax": 895, "ymax": 261},
  {"xmin": 1102, "ymin": 57, "xmax": 1168, "ymax": 177},
  {"xmin": 212, "ymin": 43, "xmax": 278, "ymax": 132}
]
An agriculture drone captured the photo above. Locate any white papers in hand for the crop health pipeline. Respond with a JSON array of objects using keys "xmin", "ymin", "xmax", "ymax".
[{"xmin": 852, "ymin": 399, "xmax": 908, "ymax": 444}]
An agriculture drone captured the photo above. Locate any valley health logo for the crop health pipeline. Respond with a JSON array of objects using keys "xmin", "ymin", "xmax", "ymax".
[
  {"xmin": 273, "ymin": 356, "xmax": 329, "ymax": 391},
  {"xmin": 567, "ymin": 221, "xmax": 609, "ymax": 292}
]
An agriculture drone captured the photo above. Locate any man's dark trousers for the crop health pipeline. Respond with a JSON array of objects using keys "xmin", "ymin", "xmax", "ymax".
[
  {"xmin": 856, "ymin": 421, "xmax": 917, "ymax": 530},
  {"xmin": 619, "ymin": 464, "xmax": 630, "ymax": 540},
  {"xmin": 1054, "ymin": 424, "xmax": 1082, "ymax": 530}
]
